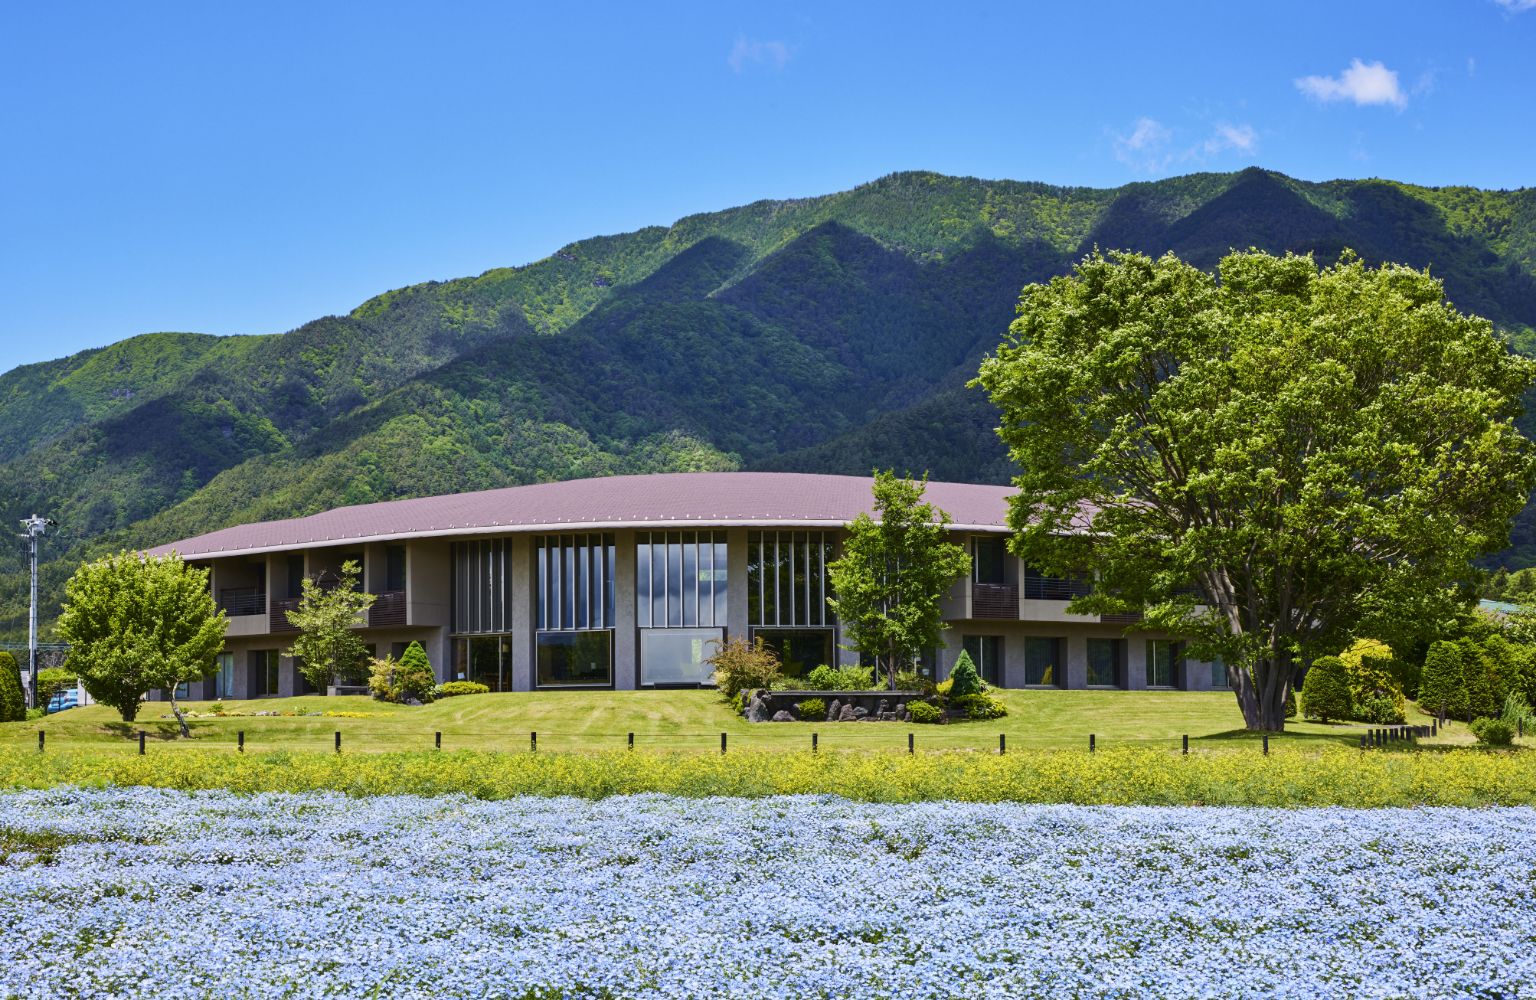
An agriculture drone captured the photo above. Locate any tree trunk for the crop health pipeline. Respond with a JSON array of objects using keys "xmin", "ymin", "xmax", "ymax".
[
  {"xmin": 168, "ymin": 692, "xmax": 191, "ymax": 739},
  {"xmin": 1232, "ymin": 655, "xmax": 1290, "ymax": 732}
]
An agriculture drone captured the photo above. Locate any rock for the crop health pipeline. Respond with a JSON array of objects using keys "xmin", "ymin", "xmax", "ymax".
[
  {"xmin": 852, "ymin": 706, "xmax": 870, "ymax": 720},
  {"xmin": 826, "ymin": 699, "xmax": 842, "ymax": 722},
  {"xmin": 745, "ymin": 691, "xmax": 772, "ymax": 723},
  {"xmin": 771, "ymin": 710, "xmax": 796, "ymax": 722},
  {"xmin": 838, "ymin": 704, "xmax": 859, "ymax": 722},
  {"xmin": 403, "ymin": 697, "xmax": 423, "ymax": 707},
  {"xmin": 898, "ymin": 705, "xmax": 911, "ymax": 722}
]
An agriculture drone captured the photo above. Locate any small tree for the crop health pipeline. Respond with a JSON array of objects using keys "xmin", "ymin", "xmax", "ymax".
[
  {"xmin": 55, "ymin": 551, "xmax": 227, "ymax": 733},
  {"xmin": 708, "ymin": 636, "xmax": 781, "ymax": 700},
  {"xmin": 826, "ymin": 471, "xmax": 971, "ymax": 690},
  {"xmin": 0, "ymin": 651, "xmax": 23, "ymax": 722},
  {"xmin": 285, "ymin": 560, "xmax": 375, "ymax": 692},
  {"xmin": 947, "ymin": 650, "xmax": 985, "ymax": 699},
  {"xmin": 1419, "ymin": 641, "xmax": 1467, "ymax": 721},
  {"xmin": 1300, "ymin": 656, "xmax": 1352, "ymax": 723},
  {"xmin": 394, "ymin": 642, "xmax": 436, "ymax": 703}
]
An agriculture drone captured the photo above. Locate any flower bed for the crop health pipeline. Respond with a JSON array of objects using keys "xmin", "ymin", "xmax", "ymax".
[{"xmin": 1, "ymin": 787, "xmax": 1533, "ymax": 997}]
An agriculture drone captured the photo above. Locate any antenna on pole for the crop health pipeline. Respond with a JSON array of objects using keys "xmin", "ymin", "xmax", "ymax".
[{"xmin": 20, "ymin": 515, "xmax": 55, "ymax": 710}]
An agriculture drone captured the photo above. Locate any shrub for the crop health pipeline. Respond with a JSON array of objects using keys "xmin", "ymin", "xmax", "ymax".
[
  {"xmin": 907, "ymin": 700, "xmax": 943, "ymax": 724},
  {"xmin": 1354, "ymin": 695, "xmax": 1405, "ymax": 726},
  {"xmin": 0, "ymin": 650, "xmax": 23, "ymax": 722},
  {"xmin": 1470, "ymin": 716, "xmax": 1515, "ymax": 747},
  {"xmin": 395, "ymin": 643, "xmax": 437, "ymax": 703},
  {"xmin": 935, "ymin": 678, "xmax": 954, "ymax": 698},
  {"xmin": 368, "ymin": 656, "xmax": 400, "ymax": 702},
  {"xmin": 435, "ymin": 681, "xmax": 490, "ymax": 698},
  {"xmin": 1285, "ymin": 689, "xmax": 1297, "ymax": 719},
  {"xmin": 1345, "ymin": 654, "xmax": 1405, "ymax": 722},
  {"xmin": 209, "ymin": 702, "xmax": 226, "ymax": 715},
  {"xmin": 894, "ymin": 669, "xmax": 934, "ymax": 694},
  {"xmin": 35, "ymin": 667, "xmax": 77, "ymax": 708},
  {"xmin": 796, "ymin": 698, "xmax": 826, "ymax": 721},
  {"xmin": 1301, "ymin": 656, "xmax": 1352, "ymax": 723},
  {"xmin": 1501, "ymin": 691, "xmax": 1535, "ymax": 730},
  {"xmin": 25, "ymin": 707, "xmax": 45, "ymax": 721},
  {"xmin": 802, "ymin": 664, "xmax": 876, "ymax": 692},
  {"xmin": 709, "ymin": 637, "xmax": 781, "ymax": 700},
  {"xmin": 947, "ymin": 652, "xmax": 985, "ymax": 699},
  {"xmin": 951, "ymin": 693, "xmax": 1008, "ymax": 720},
  {"xmin": 1420, "ymin": 641, "xmax": 1467, "ymax": 720}
]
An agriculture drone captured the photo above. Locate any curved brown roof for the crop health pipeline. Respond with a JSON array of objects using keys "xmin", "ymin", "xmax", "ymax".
[{"xmin": 148, "ymin": 472, "xmax": 1024, "ymax": 559}]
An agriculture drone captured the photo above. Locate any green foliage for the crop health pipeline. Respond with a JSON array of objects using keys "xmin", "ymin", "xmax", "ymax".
[
  {"xmin": 1354, "ymin": 696, "xmax": 1406, "ymax": 726},
  {"xmin": 826, "ymin": 471, "xmax": 971, "ymax": 689},
  {"xmin": 284, "ymin": 560, "xmax": 374, "ymax": 692},
  {"xmin": 907, "ymin": 701, "xmax": 944, "ymax": 724},
  {"xmin": 367, "ymin": 656, "xmax": 399, "ymax": 702},
  {"xmin": 1470, "ymin": 717, "xmax": 1516, "ymax": 747},
  {"xmin": 54, "ymin": 552, "xmax": 226, "ymax": 725},
  {"xmin": 894, "ymin": 669, "xmax": 934, "ymax": 694},
  {"xmin": 1301, "ymin": 657, "xmax": 1353, "ymax": 724},
  {"xmin": 708, "ymin": 637, "xmax": 781, "ymax": 700},
  {"xmin": 795, "ymin": 698, "xmax": 826, "ymax": 721},
  {"xmin": 947, "ymin": 652, "xmax": 985, "ymax": 700},
  {"xmin": 435, "ymin": 681, "xmax": 490, "ymax": 698},
  {"xmin": 0, "ymin": 651, "xmax": 22, "ymax": 722},
  {"xmin": 950, "ymin": 693, "xmax": 1008, "ymax": 720},
  {"xmin": 976, "ymin": 248, "xmax": 1536, "ymax": 731},
  {"xmin": 1285, "ymin": 690, "xmax": 1296, "ymax": 720},
  {"xmin": 1343, "ymin": 654, "xmax": 1406, "ymax": 723},
  {"xmin": 1501, "ymin": 692, "xmax": 1535, "ymax": 730},
  {"xmin": 1420, "ymin": 641, "xmax": 1468, "ymax": 719},
  {"xmin": 395, "ymin": 642, "xmax": 436, "ymax": 703},
  {"xmin": 802, "ymin": 664, "xmax": 877, "ymax": 692}
]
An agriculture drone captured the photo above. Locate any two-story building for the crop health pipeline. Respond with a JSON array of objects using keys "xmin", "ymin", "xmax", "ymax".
[{"xmin": 146, "ymin": 472, "xmax": 1227, "ymax": 699}]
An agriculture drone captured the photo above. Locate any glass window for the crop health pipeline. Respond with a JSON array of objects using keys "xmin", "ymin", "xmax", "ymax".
[
  {"xmin": 535, "ymin": 534, "xmax": 615, "ymax": 632},
  {"xmin": 386, "ymin": 545, "xmax": 407, "ymax": 591},
  {"xmin": 286, "ymin": 554, "xmax": 306, "ymax": 599},
  {"xmin": 640, "ymin": 628, "xmax": 723, "ymax": 686},
  {"xmin": 637, "ymin": 532, "xmax": 726, "ymax": 628},
  {"xmin": 173, "ymin": 681, "xmax": 190, "ymax": 700},
  {"xmin": 972, "ymin": 537, "xmax": 1007, "ymax": 585},
  {"xmin": 962, "ymin": 635, "xmax": 1003, "ymax": 686},
  {"xmin": 1024, "ymin": 636, "xmax": 1062, "ymax": 687},
  {"xmin": 747, "ymin": 531, "xmax": 833, "ymax": 627},
  {"xmin": 1210, "ymin": 656, "xmax": 1230, "ymax": 689},
  {"xmin": 1147, "ymin": 640, "xmax": 1180, "ymax": 687},
  {"xmin": 251, "ymin": 650, "xmax": 280, "ymax": 696},
  {"xmin": 537, "ymin": 631, "xmax": 612, "ymax": 687},
  {"xmin": 753, "ymin": 629, "xmax": 833, "ymax": 681},
  {"xmin": 214, "ymin": 653, "xmax": 235, "ymax": 700},
  {"xmin": 453, "ymin": 538, "xmax": 515, "ymax": 634},
  {"xmin": 1086, "ymin": 638, "xmax": 1122, "ymax": 687}
]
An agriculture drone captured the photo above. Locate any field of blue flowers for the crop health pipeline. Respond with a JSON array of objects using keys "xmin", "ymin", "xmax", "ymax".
[{"xmin": 1, "ymin": 788, "xmax": 1531, "ymax": 998}]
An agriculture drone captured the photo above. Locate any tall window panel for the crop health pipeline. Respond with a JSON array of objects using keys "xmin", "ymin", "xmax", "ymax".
[
  {"xmin": 636, "ymin": 532, "xmax": 727, "ymax": 628},
  {"xmin": 452, "ymin": 539, "xmax": 515, "ymax": 635},
  {"xmin": 962, "ymin": 635, "xmax": 1003, "ymax": 686},
  {"xmin": 1086, "ymin": 638, "xmax": 1123, "ymax": 688},
  {"xmin": 1147, "ymin": 639, "xmax": 1181, "ymax": 688},
  {"xmin": 536, "ymin": 534, "xmax": 616, "ymax": 631},
  {"xmin": 747, "ymin": 531, "xmax": 834, "ymax": 627}
]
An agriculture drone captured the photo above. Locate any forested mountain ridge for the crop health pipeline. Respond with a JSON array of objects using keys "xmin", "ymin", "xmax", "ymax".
[{"xmin": 3, "ymin": 167, "xmax": 1536, "ymax": 639}]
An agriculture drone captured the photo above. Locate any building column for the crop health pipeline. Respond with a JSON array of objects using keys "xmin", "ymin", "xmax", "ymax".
[
  {"xmin": 613, "ymin": 531, "xmax": 637, "ymax": 690},
  {"xmin": 1063, "ymin": 634, "xmax": 1088, "ymax": 690},
  {"xmin": 1001, "ymin": 631, "xmax": 1028, "ymax": 690},
  {"xmin": 278, "ymin": 655, "xmax": 299, "ymax": 697},
  {"xmin": 1125, "ymin": 637, "xmax": 1148, "ymax": 690},
  {"xmin": 726, "ymin": 528, "xmax": 749, "ymax": 646},
  {"xmin": 511, "ymin": 535, "xmax": 533, "ymax": 691}
]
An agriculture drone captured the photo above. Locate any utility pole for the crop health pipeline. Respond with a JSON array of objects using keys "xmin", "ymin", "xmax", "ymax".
[{"xmin": 20, "ymin": 515, "xmax": 55, "ymax": 709}]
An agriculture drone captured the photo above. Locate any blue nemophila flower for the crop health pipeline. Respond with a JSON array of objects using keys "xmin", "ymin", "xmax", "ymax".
[{"xmin": 0, "ymin": 788, "xmax": 1531, "ymax": 998}]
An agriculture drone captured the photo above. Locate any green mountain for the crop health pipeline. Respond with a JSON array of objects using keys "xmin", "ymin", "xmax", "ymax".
[{"xmin": 4, "ymin": 167, "xmax": 1536, "ymax": 639}]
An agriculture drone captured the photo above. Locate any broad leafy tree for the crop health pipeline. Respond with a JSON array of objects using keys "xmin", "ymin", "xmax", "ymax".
[
  {"xmin": 975, "ymin": 249, "xmax": 1536, "ymax": 730},
  {"xmin": 55, "ymin": 552, "xmax": 227, "ymax": 732},
  {"xmin": 285, "ymin": 560, "xmax": 375, "ymax": 692},
  {"xmin": 827, "ymin": 471, "xmax": 971, "ymax": 690}
]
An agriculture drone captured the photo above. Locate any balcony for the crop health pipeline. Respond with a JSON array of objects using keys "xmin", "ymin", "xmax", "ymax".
[
  {"xmin": 369, "ymin": 590, "xmax": 407, "ymax": 628},
  {"xmin": 270, "ymin": 597, "xmax": 301, "ymax": 633},
  {"xmin": 971, "ymin": 583, "xmax": 1019, "ymax": 619},
  {"xmin": 1022, "ymin": 573, "xmax": 1093, "ymax": 601},
  {"xmin": 217, "ymin": 587, "xmax": 266, "ymax": 617}
]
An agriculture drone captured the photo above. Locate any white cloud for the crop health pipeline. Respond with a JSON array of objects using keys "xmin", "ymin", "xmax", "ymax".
[
  {"xmin": 1111, "ymin": 117, "xmax": 1174, "ymax": 171},
  {"xmin": 1493, "ymin": 0, "xmax": 1536, "ymax": 11},
  {"xmin": 1295, "ymin": 59, "xmax": 1408, "ymax": 109},
  {"xmin": 1203, "ymin": 123, "xmax": 1257, "ymax": 156},
  {"xmin": 728, "ymin": 36, "xmax": 791, "ymax": 73}
]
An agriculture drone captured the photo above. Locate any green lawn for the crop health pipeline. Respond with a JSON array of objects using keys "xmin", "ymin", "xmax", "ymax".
[{"xmin": 0, "ymin": 688, "xmax": 1465, "ymax": 755}]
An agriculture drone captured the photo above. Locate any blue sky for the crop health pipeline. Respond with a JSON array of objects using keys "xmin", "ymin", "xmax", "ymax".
[{"xmin": 1, "ymin": 0, "xmax": 1533, "ymax": 367}]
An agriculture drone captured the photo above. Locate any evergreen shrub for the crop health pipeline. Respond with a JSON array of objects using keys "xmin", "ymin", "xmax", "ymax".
[
  {"xmin": 1420, "ymin": 641, "xmax": 1467, "ymax": 719},
  {"xmin": 907, "ymin": 701, "xmax": 943, "ymax": 724},
  {"xmin": 0, "ymin": 650, "xmax": 23, "ymax": 721},
  {"xmin": 1301, "ymin": 656, "xmax": 1352, "ymax": 723},
  {"xmin": 947, "ymin": 652, "xmax": 985, "ymax": 699}
]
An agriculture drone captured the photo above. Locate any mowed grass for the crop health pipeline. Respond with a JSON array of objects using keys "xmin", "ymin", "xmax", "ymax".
[{"xmin": 0, "ymin": 688, "xmax": 1458, "ymax": 756}]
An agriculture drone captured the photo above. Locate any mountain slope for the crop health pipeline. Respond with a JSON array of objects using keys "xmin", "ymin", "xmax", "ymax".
[{"xmin": 3, "ymin": 167, "xmax": 1536, "ymax": 639}]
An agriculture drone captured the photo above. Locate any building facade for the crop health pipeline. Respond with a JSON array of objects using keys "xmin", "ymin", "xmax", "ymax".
[{"xmin": 147, "ymin": 472, "xmax": 1228, "ymax": 699}]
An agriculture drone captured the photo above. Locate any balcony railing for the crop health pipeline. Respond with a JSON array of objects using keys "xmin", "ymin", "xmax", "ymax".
[
  {"xmin": 369, "ymin": 590, "xmax": 407, "ymax": 628},
  {"xmin": 1022, "ymin": 573, "xmax": 1093, "ymax": 601},
  {"xmin": 270, "ymin": 597, "xmax": 301, "ymax": 634},
  {"xmin": 971, "ymin": 583, "xmax": 1019, "ymax": 619},
  {"xmin": 217, "ymin": 587, "xmax": 266, "ymax": 617}
]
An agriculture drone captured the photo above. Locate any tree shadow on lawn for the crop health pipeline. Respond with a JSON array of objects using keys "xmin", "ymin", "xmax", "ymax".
[
  {"xmin": 101, "ymin": 721, "xmax": 200, "ymax": 742},
  {"xmin": 1200, "ymin": 726, "xmax": 1370, "ymax": 748}
]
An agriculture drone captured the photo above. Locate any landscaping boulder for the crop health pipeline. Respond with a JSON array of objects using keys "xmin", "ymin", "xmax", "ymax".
[
  {"xmin": 826, "ymin": 699, "xmax": 842, "ymax": 722},
  {"xmin": 838, "ymin": 704, "xmax": 859, "ymax": 722},
  {"xmin": 745, "ymin": 691, "xmax": 773, "ymax": 724},
  {"xmin": 771, "ymin": 710, "xmax": 795, "ymax": 722}
]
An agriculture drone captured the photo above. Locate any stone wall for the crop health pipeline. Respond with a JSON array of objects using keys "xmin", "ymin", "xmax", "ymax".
[{"xmin": 743, "ymin": 689, "xmax": 924, "ymax": 723}]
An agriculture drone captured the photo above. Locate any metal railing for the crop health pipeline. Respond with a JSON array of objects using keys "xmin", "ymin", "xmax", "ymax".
[
  {"xmin": 971, "ymin": 583, "xmax": 1018, "ymax": 619},
  {"xmin": 1022, "ymin": 574, "xmax": 1093, "ymax": 601},
  {"xmin": 218, "ymin": 588, "xmax": 266, "ymax": 617},
  {"xmin": 369, "ymin": 590, "xmax": 407, "ymax": 628},
  {"xmin": 270, "ymin": 597, "xmax": 301, "ymax": 633}
]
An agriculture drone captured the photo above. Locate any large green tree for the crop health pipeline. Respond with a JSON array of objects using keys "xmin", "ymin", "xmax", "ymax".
[
  {"xmin": 975, "ymin": 249, "xmax": 1536, "ymax": 731},
  {"xmin": 55, "ymin": 552, "xmax": 227, "ymax": 731},
  {"xmin": 826, "ymin": 471, "xmax": 971, "ymax": 690},
  {"xmin": 285, "ymin": 560, "xmax": 375, "ymax": 692}
]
